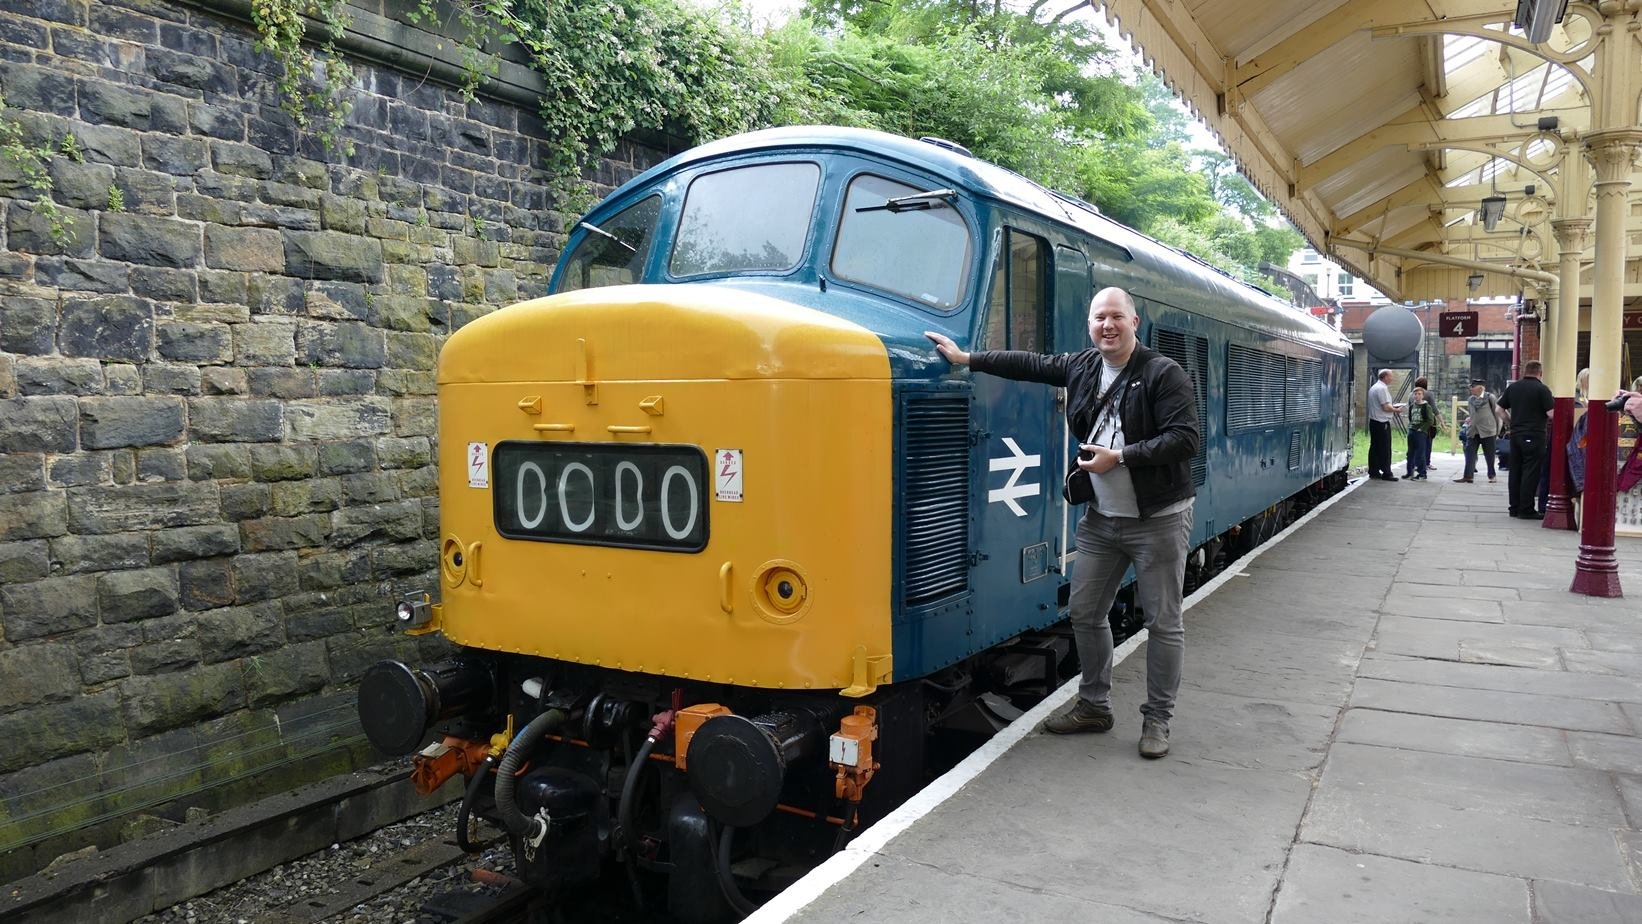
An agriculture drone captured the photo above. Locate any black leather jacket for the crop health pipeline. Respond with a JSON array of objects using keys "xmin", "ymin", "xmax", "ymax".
[{"xmin": 970, "ymin": 344, "xmax": 1200, "ymax": 517}]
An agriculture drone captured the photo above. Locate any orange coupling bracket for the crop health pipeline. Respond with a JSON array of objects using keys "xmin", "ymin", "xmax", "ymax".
[
  {"xmin": 410, "ymin": 736, "xmax": 492, "ymax": 796},
  {"xmin": 829, "ymin": 706, "xmax": 879, "ymax": 803},
  {"xmin": 673, "ymin": 703, "xmax": 732, "ymax": 771}
]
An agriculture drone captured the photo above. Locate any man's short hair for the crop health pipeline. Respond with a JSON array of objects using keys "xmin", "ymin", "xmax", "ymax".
[
  {"xmin": 1089, "ymin": 287, "xmax": 1135, "ymax": 316},
  {"xmin": 1471, "ymin": 378, "xmax": 1487, "ymax": 386},
  {"xmin": 1377, "ymin": 369, "xmax": 1393, "ymax": 380},
  {"xmin": 1524, "ymin": 360, "xmax": 1543, "ymax": 375}
]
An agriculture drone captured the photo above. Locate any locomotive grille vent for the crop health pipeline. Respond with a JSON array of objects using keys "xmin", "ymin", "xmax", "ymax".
[
  {"xmin": 901, "ymin": 394, "xmax": 971, "ymax": 606},
  {"xmin": 1226, "ymin": 344, "xmax": 1287, "ymax": 432},
  {"xmin": 1151, "ymin": 328, "xmax": 1210, "ymax": 486},
  {"xmin": 1288, "ymin": 430, "xmax": 1302, "ymax": 470},
  {"xmin": 1287, "ymin": 357, "xmax": 1323, "ymax": 421}
]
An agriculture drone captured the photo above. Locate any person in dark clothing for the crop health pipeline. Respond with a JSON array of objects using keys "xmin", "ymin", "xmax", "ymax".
[
  {"xmin": 925, "ymin": 287, "xmax": 1199, "ymax": 760},
  {"xmin": 1499, "ymin": 360, "xmax": 1555, "ymax": 519}
]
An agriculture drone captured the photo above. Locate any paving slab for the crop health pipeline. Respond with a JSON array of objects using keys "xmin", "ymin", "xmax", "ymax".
[
  {"xmin": 1566, "ymin": 731, "xmax": 1642, "ymax": 774},
  {"xmin": 1335, "ymin": 708, "xmax": 1571, "ymax": 767},
  {"xmin": 1378, "ymin": 594, "xmax": 1505, "ymax": 623},
  {"xmin": 1369, "ymin": 614, "xmax": 1588, "ymax": 660},
  {"xmin": 1179, "ymin": 632, "xmax": 1364, "ymax": 709},
  {"xmin": 1269, "ymin": 844, "xmax": 1530, "ymax": 924},
  {"xmin": 1300, "ymin": 786, "xmax": 1636, "ymax": 891},
  {"xmin": 1531, "ymin": 880, "xmax": 1642, "ymax": 924},
  {"xmin": 1349, "ymin": 677, "xmax": 1633, "ymax": 734},
  {"xmin": 1357, "ymin": 654, "xmax": 1642, "ymax": 702},
  {"xmin": 1564, "ymin": 649, "xmax": 1642, "ymax": 676}
]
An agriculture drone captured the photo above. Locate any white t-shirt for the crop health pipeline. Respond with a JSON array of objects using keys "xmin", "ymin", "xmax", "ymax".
[{"xmin": 1367, "ymin": 380, "xmax": 1394, "ymax": 423}]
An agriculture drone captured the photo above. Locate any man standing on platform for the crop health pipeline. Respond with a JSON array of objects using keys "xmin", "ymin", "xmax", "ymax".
[
  {"xmin": 924, "ymin": 287, "xmax": 1199, "ymax": 760},
  {"xmin": 1455, "ymin": 379, "xmax": 1502, "ymax": 483},
  {"xmin": 1499, "ymin": 360, "xmax": 1555, "ymax": 519},
  {"xmin": 1366, "ymin": 370, "xmax": 1405, "ymax": 481}
]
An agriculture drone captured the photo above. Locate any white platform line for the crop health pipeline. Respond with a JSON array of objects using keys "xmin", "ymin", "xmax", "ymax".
[{"xmin": 746, "ymin": 475, "xmax": 1366, "ymax": 923}]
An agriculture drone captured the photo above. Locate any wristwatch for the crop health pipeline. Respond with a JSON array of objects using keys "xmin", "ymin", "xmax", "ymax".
[{"xmin": 1116, "ymin": 450, "xmax": 1127, "ymax": 467}]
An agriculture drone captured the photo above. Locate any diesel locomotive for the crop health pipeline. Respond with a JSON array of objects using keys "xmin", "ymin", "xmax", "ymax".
[{"xmin": 356, "ymin": 126, "xmax": 1353, "ymax": 920}]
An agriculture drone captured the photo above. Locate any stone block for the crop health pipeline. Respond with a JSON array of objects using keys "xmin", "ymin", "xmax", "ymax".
[
  {"xmin": 200, "ymin": 367, "xmax": 248, "ymax": 396},
  {"xmin": 247, "ymin": 367, "xmax": 316, "ymax": 398},
  {"xmin": 34, "ymin": 254, "xmax": 129, "ymax": 292},
  {"xmin": 270, "ymin": 478, "xmax": 342, "ymax": 516},
  {"xmin": 0, "ymin": 692, "xmax": 123, "ymax": 772},
  {"xmin": 385, "ymin": 331, "xmax": 437, "ymax": 371},
  {"xmin": 373, "ymin": 295, "xmax": 431, "ymax": 333},
  {"xmin": 0, "ymin": 296, "xmax": 57, "ymax": 354},
  {"xmin": 48, "ymin": 531, "xmax": 149, "ymax": 573},
  {"xmin": 316, "ymin": 369, "xmax": 375, "ymax": 396},
  {"xmin": 318, "ymin": 440, "xmax": 374, "ymax": 475},
  {"xmin": 248, "ymin": 443, "xmax": 317, "ymax": 481},
  {"xmin": 400, "ymin": 465, "xmax": 438, "ymax": 498},
  {"xmin": 5, "ymin": 200, "xmax": 94, "ymax": 256},
  {"xmin": 285, "ymin": 399, "xmax": 392, "ymax": 441},
  {"xmin": 147, "ymin": 48, "xmax": 234, "ymax": 96},
  {"xmin": 184, "ymin": 444, "xmax": 251, "ymax": 481},
  {"xmin": 187, "ymin": 398, "xmax": 283, "ymax": 442},
  {"xmin": 77, "ymin": 79, "xmax": 152, "ymax": 129},
  {"xmin": 0, "ymin": 454, "xmax": 43, "ymax": 494},
  {"xmin": 15, "ymin": 356, "xmax": 102, "ymax": 396},
  {"xmin": 188, "ymin": 102, "xmax": 243, "ymax": 141},
  {"xmin": 231, "ymin": 551, "xmax": 299, "ymax": 603},
  {"xmin": 370, "ymin": 542, "xmax": 435, "ymax": 578},
  {"xmin": 241, "ymin": 513, "xmax": 329, "ymax": 552},
  {"xmin": 130, "ymin": 266, "xmax": 198, "ymax": 302},
  {"xmin": 262, "ymin": 181, "xmax": 320, "ymax": 208},
  {"xmin": 43, "ymin": 157, "xmax": 114, "ymax": 209},
  {"xmin": 119, "ymin": 663, "xmax": 243, "ymax": 736},
  {"xmin": 104, "ymin": 364, "xmax": 141, "ymax": 395},
  {"xmin": 296, "ymin": 549, "xmax": 369, "ymax": 593},
  {"xmin": 99, "ymin": 213, "xmax": 200, "ymax": 267},
  {"xmin": 89, "ymin": 5, "xmax": 157, "ymax": 42},
  {"xmin": 66, "ymin": 481, "xmax": 219, "ymax": 533},
  {"xmin": 48, "ymin": 451, "xmax": 111, "ymax": 487},
  {"xmin": 151, "ymin": 524, "xmax": 240, "ymax": 564},
  {"xmin": 178, "ymin": 558, "xmax": 233, "ymax": 611},
  {"xmin": 203, "ymin": 225, "xmax": 284, "ymax": 273},
  {"xmin": 212, "ymin": 141, "xmax": 274, "ymax": 178},
  {"xmin": 342, "ymin": 471, "xmax": 400, "ymax": 505},
  {"xmin": 197, "ymin": 269, "xmax": 248, "ymax": 306},
  {"xmin": 273, "ymin": 158, "xmax": 327, "ymax": 190},
  {"xmin": 247, "ymin": 274, "xmax": 304, "ymax": 314},
  {"xmin": 0, "ymin": 397, "xmax": 77, "ymax": 452},
  {"xmin": 295, "ymin": 320, "xmax": 387, "ymax": 368},
  {"xmin": 136, "ymin": 446, "xmax": 186, "ymax": 481},
  {"xmin": 320, "ymin": 194, "xmax": 365, "ymax": 233},
  {"xmin": 283, "ymin": 230, "xmax": 383, "ymax": 283},
  {"xmin": 196, "ymin": 600, "xmax": 284, "ymax": 663},
  {"xmin": 111, "ymin": 165, "xmax": 180, "ymax": 215},
  {"xmin": 140, "ymin": 134, "xmax": 208, "ymax": 175},
  {"xmin": 232, "ymin": 319, "xmax": 297, "ymax": 365},
  {"xmin": 375, "ymin": 436, "xmax": 431, "ymax": 469},
  {"xmin": 304, "ymin": 279, "xmax": 369, "ymax": 320},
  {"xmin": 0, "ymin": 540, "xmax": 49, "ymax": 583},
  {"xmin": 79, "ymin": 650, "xmax": 130, "ymax": 685},
  {"xmin": 0, "ymin": 60, "xmax": 76, "ymax": 114},
  {"xmin": 0, "ymin": 643, "xmax": 77, "ymax": 712},
  {"xmin": 331, "ymin": 500, "xmax": 423, "ymax": 546},
  {"xmin": 246, "ymin": 640, "xmax": 329, "ymax": 704},
  {"xmin": 285, "ymin": 605, "xmax": 353, "ymax": 641},
  {"xmin": 219, "ymin": 482, "xmax": 270, "ymax": 521},
  {"xmin": 129, "ymin": 638, "xmax": 201, "ymax": 674},
  {"xmin": 98, "ymin": 567, "xmax": 179, "ymax": 623},
  {"xmin": 0, "ymin": 574, "xmax": 96, "ymax": 640},
  {"xmin": 143, "ymin": 363, "xmax": 203, "ymax": 396},
  {"xmin": 59, "ymin": 293, "xmax": 154, "ymax": 360},
  {"xmin": 79, "ymin": 396, "xmax": 186, "ymax": 449},
  {"xmin": 392, "ymin": 397, "xmax": 436, "ymax": 437}
]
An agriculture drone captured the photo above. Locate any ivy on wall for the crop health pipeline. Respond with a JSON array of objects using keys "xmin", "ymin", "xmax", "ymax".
[
  {"xmin": 1, "ymin": 94, "xmax": 77, "ymax": 246},
  {"xmin": 250, "ymin": 0, "xmax": 358, "ymax": 154}
]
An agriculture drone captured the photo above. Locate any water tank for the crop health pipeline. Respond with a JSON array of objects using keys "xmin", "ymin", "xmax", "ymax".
[{"xmin": 1362, "ymin": 305, "xmax": 1424, "ymax": 365}]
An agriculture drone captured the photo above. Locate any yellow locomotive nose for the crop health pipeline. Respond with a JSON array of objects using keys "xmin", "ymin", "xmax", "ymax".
[{"xmin": 433, "ymin": 285, "xmax": 895, "ymax": 692}]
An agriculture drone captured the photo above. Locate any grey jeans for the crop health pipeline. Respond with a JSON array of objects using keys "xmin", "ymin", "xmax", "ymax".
[{"xmin": 1069, "ymin": 504, "xmax": 1193, "ymax": 721}]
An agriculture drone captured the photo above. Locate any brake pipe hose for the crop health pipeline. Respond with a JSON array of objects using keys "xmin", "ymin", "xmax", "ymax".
[{"xmin": 493, "ymin": 709, "xmax": 567, "ymax": 843}]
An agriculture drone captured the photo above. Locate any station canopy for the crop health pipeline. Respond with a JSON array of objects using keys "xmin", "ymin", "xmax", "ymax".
[{"xmin": 1084, "ymin": 0, "xmax": 1614, "ymax": 304}]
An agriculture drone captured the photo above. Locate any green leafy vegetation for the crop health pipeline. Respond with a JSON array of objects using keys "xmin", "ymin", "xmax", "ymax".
[
  {"xmin": 0, "ymin": 94, "xmax": 74, "ymax": 245},
  {"xmin": 249, "ymin": 0, "xmax": 358, "ymax": 154}
]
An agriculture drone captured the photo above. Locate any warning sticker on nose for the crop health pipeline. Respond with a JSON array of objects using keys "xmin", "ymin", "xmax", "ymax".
[
  {"xmin": 467, "ymin": 442, "xmax": 489, "ymax": 488},
  {"xmin": 714, "ymin": 449, "xmax": 743, "ymax": 502}
]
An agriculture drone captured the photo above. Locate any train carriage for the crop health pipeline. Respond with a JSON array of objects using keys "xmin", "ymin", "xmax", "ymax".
[{"xmin": 356, "ymin": 126, "xmax": 1352, "ymax": 921}]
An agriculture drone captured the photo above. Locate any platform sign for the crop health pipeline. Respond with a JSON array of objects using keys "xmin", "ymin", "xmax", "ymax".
[{"xmin": 1439, "ymin": 311, "xmax": 1479, "ymax": 338}]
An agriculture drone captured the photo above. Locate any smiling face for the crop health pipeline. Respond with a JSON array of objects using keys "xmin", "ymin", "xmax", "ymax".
[{"xmin": 1087, "ymin": 288, "xmax": 1139, "ymax": 365}]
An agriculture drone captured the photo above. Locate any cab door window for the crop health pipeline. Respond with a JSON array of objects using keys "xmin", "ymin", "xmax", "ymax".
[
  {"xmin": 983, "ymin": 228, "xmax": 1048, "ymax": 350},
  {"xmin": 556, "ymin": 195, "xmax": 661, "ymax": 292}
]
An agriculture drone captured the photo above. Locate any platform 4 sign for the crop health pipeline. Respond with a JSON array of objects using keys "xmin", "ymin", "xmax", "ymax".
[{"xmin": 1439, "ymin": 311, "xmax": 1479, "ymax": 338}]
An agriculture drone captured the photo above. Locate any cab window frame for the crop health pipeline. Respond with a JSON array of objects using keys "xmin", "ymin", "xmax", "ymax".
[
  {"xmin": 824, "ymin": 167, "xmax": 978, "ymax": 317},
  {"xmin": 551, "ymin": 193, "xmax": 664, "ymax": 294},
  {"xmin": 664, "ymin": 159, "xmax": 824, "ymax": 282},
  {"xmin": 981, "ymin": 225, "xmax": 1049, "ymax": 351}
]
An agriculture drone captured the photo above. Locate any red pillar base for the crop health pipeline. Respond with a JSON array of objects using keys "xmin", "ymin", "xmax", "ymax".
[
  {"xmin": 1543, "ymin": 397, "xmax": 1576, "ymax": 530},
  {"xmin": 1571, "ymin": 408, "xmax": 1623, "ymax": 598}
]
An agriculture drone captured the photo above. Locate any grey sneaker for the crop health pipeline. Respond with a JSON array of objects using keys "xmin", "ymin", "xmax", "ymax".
[
  {"xmin": 1139, "ymin": 718, "xmax": 1170, "ymax": 759},
  {"xmin": 1044, "ymin": 699, "xmax": 1114, "ymax": 735}
]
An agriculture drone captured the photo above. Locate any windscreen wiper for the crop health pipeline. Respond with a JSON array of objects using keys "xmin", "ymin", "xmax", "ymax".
[
  {"xmin": 855, "ymin": 188, "xmax": 958, "ymax": 214},
  {"xmin": 577, "ymin": 220, "xmax": 637, "ymax": 253}
]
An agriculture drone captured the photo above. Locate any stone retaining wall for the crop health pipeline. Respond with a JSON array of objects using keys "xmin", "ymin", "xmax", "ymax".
[{"xmin": 0, "ymin": 0, "xmax": 669, "ymax": 880}]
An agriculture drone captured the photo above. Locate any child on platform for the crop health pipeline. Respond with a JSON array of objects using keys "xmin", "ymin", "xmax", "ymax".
[{"xmin": 1406, "ymin": 386, "xmax": 1437, "ymax": 480}]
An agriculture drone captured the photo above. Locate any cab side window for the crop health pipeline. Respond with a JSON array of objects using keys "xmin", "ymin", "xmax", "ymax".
[{"xmin": 983, "ymin": 228, "xmax": 1047, "ymax": 350}]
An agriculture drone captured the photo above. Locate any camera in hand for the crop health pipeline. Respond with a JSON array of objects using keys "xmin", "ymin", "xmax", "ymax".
[{"xmin": 1605, "ymin": 393, "xmax": 1631, "ymax": 412}]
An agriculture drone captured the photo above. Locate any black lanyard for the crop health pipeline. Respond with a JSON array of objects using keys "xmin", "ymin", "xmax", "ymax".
[{"xmin": 1087, "ymin": 362, "xmax": 1133, "ymax": 442}]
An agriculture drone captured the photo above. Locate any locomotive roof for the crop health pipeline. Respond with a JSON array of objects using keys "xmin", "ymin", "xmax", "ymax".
[{"xmin": 610, "ymin": 125, "xmax": 1350, "ymax": 353}]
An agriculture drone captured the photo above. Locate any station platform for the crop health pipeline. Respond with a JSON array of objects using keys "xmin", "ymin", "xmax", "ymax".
[{"xmin": 756, "ymin": 460, "xmax": 1642, "ymax": 924}]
